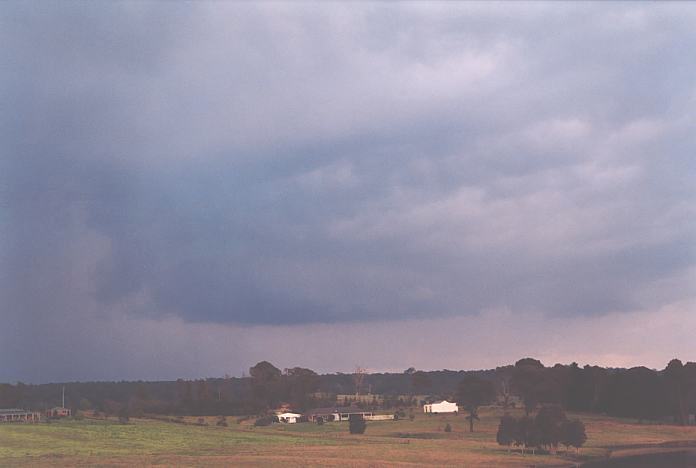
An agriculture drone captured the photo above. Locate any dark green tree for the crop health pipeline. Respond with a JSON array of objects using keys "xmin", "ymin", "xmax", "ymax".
[
  {"xmin": 284, "ymin": 367, "xmax": 319, "ymax": 411},
  {"xmin": 560, "ymin": 419, "xmax": 587, "ymax": 453},
  {"xmin": 456, "ymin": 375, "xmax": 495, "ymax": 432},
  {"xmin": 664, "ymin": 359, "xmax": 689, "ymax": 425},
  {"xmin": 249, "ymin": 361, "xmax": 282, "ymax": 409},
  {"xmin": 348, "ymin": 414, "xmax": 366, "ymax": 434},
  {"xmin": 515, "ymin": 416, "xmax": 538, "ymax": 455},
  {"xmin": 534, "ymin": 405, "xmax": 567, "ymax": 453},
  {"xmin": 496, "ymin": 414, "xmax": 517, "ymax": 452},
  {"xmin": 511, "ymin": 358, "xmax": 547, "ymax": 416},
  {"xmin": 411, "ymin": 371, "xmax": 431, "ymax": 395}
]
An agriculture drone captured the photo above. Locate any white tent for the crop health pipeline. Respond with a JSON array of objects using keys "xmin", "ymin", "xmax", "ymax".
[{"xmin": 423, "ymin": 401, "xmax": 458, "ymax": 414}]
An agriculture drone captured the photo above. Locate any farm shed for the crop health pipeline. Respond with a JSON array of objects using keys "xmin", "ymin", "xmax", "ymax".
[
  {"xmin": 46, "ymin": 407, "xmax": 71, "ymax": 418},
  {"xmin": 0, "ymin": 408, "xmax": 41, "ymax": 423},
  {"xmin": 306, "ymin": 406, "xmax": 373, "ymax": 422},
  {"xmin": 423, "ymin": 400, "xmax": 458, "ymax": 414},
  {"xmin": 276, "ymin": 412, "xmax": 302, "ymax": 423}
]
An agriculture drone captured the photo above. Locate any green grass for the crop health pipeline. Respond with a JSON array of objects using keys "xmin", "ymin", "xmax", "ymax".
[
  {"xmin": 1, "ymin": 409, "xmax": 695, "ymax": 466},
  {"xmin": 0, "ymin": 418, "xmax": 307, "ymax": 458}
]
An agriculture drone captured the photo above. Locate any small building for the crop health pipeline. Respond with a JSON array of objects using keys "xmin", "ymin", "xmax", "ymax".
[
  {"xmin": 423, "ymin": 400, "xmax": 458, "ymax": 414},
  {"xmin": 306, "ymin": 406, "xmax": 373, "ymax": 423},
  {"xmin": 336, "ymin": 394, "xmax": 384, "ymax": 404},
  {"xmin": 46, "ymin": 407, "xmax": 71, "ymax": 418},
  {"xmin": 276, "ymin": 412, "xmax": 303, "ymax": 423},
  {"xmin": 0, "ymin": 408, "xmax": 41, "ymax": 423},
  {"xmin": 364, "ymin": 414, "xmax": 395, "ymax": 421}
]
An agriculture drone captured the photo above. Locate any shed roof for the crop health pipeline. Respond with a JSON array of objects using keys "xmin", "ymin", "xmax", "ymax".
[{"xmin": 0, "ymin": 408, "xmax": 35, "ymax": 415}]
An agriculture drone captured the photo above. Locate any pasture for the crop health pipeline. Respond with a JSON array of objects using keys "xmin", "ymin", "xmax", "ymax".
[{"xmin": 2, "ymin": 408, "xmax": 696, "ymax": 466}]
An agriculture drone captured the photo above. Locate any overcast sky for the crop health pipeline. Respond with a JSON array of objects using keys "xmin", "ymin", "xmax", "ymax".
[{"xmin": 2, "ymin": 2, "xmax": 695, "ymax": 383}]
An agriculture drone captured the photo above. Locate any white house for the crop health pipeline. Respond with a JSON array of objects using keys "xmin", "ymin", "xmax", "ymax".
[
  {"xmin": 276, "ymin": 412, "xmax": 302, "ymax": 423},
  {"xmin": 423, "ymin": 401, "xmax": 458, "ymax": 414}
]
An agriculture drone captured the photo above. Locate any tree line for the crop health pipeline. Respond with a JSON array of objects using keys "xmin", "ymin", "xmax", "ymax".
[{"xmin": 1, "ymin": 357, "xmax": 694, "ymax": 426}]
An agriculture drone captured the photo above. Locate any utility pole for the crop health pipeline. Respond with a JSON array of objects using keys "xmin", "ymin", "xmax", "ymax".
[{"xmin": 62, "ymin": 386, "xmax": 65, "ymax": 408}]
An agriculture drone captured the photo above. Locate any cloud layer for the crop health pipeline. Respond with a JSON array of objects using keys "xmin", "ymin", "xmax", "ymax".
[{"xmin": 1, "ymin": 3, "xmax": 695, "ymax": 382}]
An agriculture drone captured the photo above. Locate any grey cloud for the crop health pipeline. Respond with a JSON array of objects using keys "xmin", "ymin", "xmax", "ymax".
[{"xmin": 1, "ymin": 2, "xmax": 695, "ymax": 381}]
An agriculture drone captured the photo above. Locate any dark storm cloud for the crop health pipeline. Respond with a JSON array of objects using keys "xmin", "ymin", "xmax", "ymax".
[{"xmin": 2, "ymin": 2, "xmax": 695, "ymax": 381}]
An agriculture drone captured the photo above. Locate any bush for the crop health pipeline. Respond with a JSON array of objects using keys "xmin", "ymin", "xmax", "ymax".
[
  {"xmin": 560, "ymin": 419, "xmax": 587, "ymax": 453},
  {"xmin": 444, "ymin": 423, "xmax": 452, "ymax": 433},
  {"xmin": 349, "ymin": 414, "xmax": 366, "ymax": 434},
  {"xmin": 535, "ymin": 405, "xmax": 566, "ymax": 451},
  {"xmin": 254, "ymin": 415, "xmax": 277, "ymax": 426},
  {"xmin": 316, "ymin": 416, "xmax": 324, "ymax": 425},
  {"xmin": 497, "ymin": 411, "xmax": 587, "ymax": 455},
  {"xmin": 216, "ymin": 416, "xmax": 228, "ymax": 427},
  {"xmin": 496, "ymin": 415, "xmax": 517, "ymax": 451},
  {"xmin": 118, "ymin": 408, "xmax": 129, "ymax": 424}
]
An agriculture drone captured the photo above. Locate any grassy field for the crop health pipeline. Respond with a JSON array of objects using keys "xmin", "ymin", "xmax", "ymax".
[{"xmin": 2, "ymin": 408, "xmax": 696, "ymax": 466}]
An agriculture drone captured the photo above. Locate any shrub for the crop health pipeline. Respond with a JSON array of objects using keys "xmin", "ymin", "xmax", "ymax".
[
  {"xmin": 216, "ymin": 416, "xmax": 228, "ymax": 427},
  {"xmin": 496, "ymin": 415, "xmax": 517, "ymax": 452},
  {"xmin": 560, "ymin": 419, "xmax": 587, "ymax": 453},
  {"xmin": 535, "ymin": 405, "xmax": 567, "ymax": 452},
  {"xmin": 349, "ymin": 414, "xmax": 366, "ymax": 434},
  {"xmin": 499, "ymin": 412, "xmax": 587, "ymax": 456},
  {"xmin": 316, "ymin": 416, "xmax": 324, "ymax": 425},
  {"xmin": 444, "ymin": 423, "xmax": 452, "ymax": 432},
  {"xmin": 254, "ymin": 415, "xmax": 277, "ymax": 426}
]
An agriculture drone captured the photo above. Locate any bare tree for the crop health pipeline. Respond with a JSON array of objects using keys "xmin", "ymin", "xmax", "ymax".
[
  {"xmin": 499, "ymin": 376, "xmax": 512, "ymax": 412},
  {"xmin": 353, "ymin": 366, "xmax": 367, "ymax": 396}
]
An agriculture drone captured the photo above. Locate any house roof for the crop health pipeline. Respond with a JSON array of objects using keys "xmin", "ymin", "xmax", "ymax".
[
  {"xmin": 0, "ymin": 408, "xmax": 36, "ymax": 415},
  {"xmin": 277, "ymin": 412, "xmax": 302, "ymax": 418},
  {"xmin": 0, "ymin": 408, "xmax": 36, "ymax": 416}
]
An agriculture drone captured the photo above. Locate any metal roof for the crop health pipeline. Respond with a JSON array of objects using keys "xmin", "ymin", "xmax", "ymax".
[{"xmin": 0, "ymin": 408, "xmax": 35, "ymax": 414}]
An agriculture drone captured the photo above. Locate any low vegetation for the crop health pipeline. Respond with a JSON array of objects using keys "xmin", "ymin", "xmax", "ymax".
[
  {"xmin": 1, "ymin": 357, "xmax": 694, "ymax": 465},
  {"xmin": 1, "ymin": 408, "xmax": 696, "ymax": 466}
]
